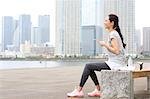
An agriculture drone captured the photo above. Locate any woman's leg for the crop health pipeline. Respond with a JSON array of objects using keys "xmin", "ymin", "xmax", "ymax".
[
  {"xmin": 67, "ymin": 62, "xmax": 110, "ymax": 97},
  {"xmin": 79, "ymin": 62, "xmax": 110, "ymax": 91}
]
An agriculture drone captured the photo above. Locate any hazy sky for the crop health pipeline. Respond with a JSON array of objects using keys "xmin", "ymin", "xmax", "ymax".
[
  {"xmin": 0, "ymin": 0, "xmax": 56, "ymax": 44},
  {"xmin": 0, "ymin": 0, "xmax": 150, "ymax": 44},
  {"xmin": 135, "ymin": 0, "xmax": 150, "ymax": 29}
]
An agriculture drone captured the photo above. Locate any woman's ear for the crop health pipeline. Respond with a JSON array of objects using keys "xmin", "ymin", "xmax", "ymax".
[{"xmin": 111, "ymin": 21, "xmax": 114, "ymax": 27}]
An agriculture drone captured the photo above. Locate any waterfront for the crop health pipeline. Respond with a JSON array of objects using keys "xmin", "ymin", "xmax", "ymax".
[
  {"xmin": 0, "ymin": 59, "xmax": 105, "ymax": 69},
  {"xmin": 0, "ymin": 59, "xmax": 150, "ymax": 70},
  {"xmin": 0, "ymin": 60, "xmax": 86, "ymax": 69}
]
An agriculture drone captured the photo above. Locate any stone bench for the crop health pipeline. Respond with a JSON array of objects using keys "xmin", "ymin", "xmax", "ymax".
[{"xmin": 100, "ymin": 70, "xmax": 150, "ymax": 99}]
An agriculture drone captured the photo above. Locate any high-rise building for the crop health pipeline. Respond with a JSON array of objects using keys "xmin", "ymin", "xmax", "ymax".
[
  {"xmin": 81, "ymin": 26, "xmax": 102, "ymax": 56},
  {"xmin": 82, "ymin": 0, "xmax": 103, "ymax": 26},
  {"xmin": 55, "ymin": 0, "xmax": 81, "ymax": 56},
  {"xmin": 81, "ymin": 0, "xmax": 103, "ymax": 56},
  {"xmin": 31, "ymin": 27, "xmax": 41, "ymax": 46},
  {"xmin": 12, "ymin": 20, "xmax": 20, "ymax": 51},
  {"xmin": 2, "ymin": 16, "xmax": 14, "ymax": 51},
  {"xmin": 143, "ymin": 27, "xmax": 150, "ymax": 55},
  {"xmin": 135, "ymin": 29, "xmax": 141, "ymax": 54},
  {"xmin": 19, "ymin": 14, "xmax": 31, "ymax": 44},
  {"xmin": 103, "ymin": 0, "xmax": 136, "ymax": 54},
  {"xmin": 38, "ymin": 15, "xmax": 50, "ymax": 44}
]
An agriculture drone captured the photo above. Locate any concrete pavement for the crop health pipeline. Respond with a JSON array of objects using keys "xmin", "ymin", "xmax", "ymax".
[{"xmin": 0, "ymin": 65, "xmax": 150, "ymax": 99}]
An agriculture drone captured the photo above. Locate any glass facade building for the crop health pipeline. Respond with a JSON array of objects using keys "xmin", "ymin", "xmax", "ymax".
[
  {"xmin": 81, "ymin": 25, "xmax": 102, "ymax": 56},
  {"xmin": 55, "ymin": 0, "xmax": 81, "ymax": 56},
  {"xmin": 19, "ymin": 14, "xmax": 31, "ymax": 44},
  {"xmin": 2, "ymin": 16, "xmax": 14, "ymax": 51},
  {"xmin": 38, "ymin": 15, "xmax": 50, "ymax": 44}
]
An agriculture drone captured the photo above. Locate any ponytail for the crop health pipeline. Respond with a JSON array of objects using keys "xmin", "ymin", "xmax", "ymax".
[
  {"xmin": 115, "ymin": 26, "xmax": 126, "ymax": 49},
  {"xmin": 108, "ymin": 14, "xmax": 126, "ymax": 49}
]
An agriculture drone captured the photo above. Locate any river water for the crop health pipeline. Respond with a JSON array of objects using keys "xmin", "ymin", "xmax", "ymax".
[
  {"xmin": 0, "ymin": 59, "xmax": 150, "ymax": 70},
  {"xmin": 0, "ymin": 60, "xmax": 97, "ymax": 69}
]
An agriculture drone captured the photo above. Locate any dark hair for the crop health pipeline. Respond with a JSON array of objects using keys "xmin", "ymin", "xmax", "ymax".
[{"xmin": 108, "ymin": 14, "xmax": 126, "ymax": 48}]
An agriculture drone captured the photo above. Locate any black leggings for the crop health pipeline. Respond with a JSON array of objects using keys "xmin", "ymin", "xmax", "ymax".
[{"xmin": 79, "ymin": 62, "xmax": 111, "ymax": 87}]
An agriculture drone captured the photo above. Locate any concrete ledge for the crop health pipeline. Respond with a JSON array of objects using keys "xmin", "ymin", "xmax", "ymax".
[{"xmin": 100, "ymin": 70, "xmax": 133, "ymax": 99}]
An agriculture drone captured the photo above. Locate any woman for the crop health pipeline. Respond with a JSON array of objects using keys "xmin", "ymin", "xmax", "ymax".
[{"xmin": 67, "ymin": 14, "xmax": 126, "ymax": 97}]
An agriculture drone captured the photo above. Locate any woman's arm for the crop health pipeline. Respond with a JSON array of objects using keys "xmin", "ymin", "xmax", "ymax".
[{"xmin": 98, "ymin": 38, "xmax": 120, "ymax": 55}]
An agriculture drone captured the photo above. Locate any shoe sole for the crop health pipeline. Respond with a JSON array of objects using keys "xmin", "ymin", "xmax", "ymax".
[
  {"xmin": 88, "ymin": 94, "xmax": 100, "ymax": 97},
  {"xmin": 67, "ymin": 96, "xmax": 84, "ymax": 98}
]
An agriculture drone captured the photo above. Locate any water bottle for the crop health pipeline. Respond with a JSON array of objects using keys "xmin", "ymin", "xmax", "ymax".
[
  {"xmin": 128, "ymin": 56, "xmax": 133, "ymax": 67},
  {"xmin": 128, "ymin": 56, "xmax": 135, "ymax": 70}
]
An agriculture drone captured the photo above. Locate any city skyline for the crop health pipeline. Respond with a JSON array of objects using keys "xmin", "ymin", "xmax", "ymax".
[
  {"xmin": 1, "ymin": 14, "xmax": 50, "ymax": 52},
  {"xmin": 0, "ymin": 0, "xmax": 55, "ymax": 45},
  {"xmin": 0, "ymin": 0, "xmax": 150, "ymax": 46}
]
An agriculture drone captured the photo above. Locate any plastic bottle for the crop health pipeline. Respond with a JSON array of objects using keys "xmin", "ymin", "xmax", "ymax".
[
  {"xmin": 128, "ymin": 56, "xmax": 135, "ymax": 70},
  {"xmin": 128, "ymin": 56, "xmax": 133, "ymax": 67}
]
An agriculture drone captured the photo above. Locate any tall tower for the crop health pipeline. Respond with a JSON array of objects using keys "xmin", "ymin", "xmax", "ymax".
[
  {"xmin": 31, "ymin": 27, "xmax": 41, "ymax": 46},
  {"xmin": 13, "ymin": 20, "xmax": 20, "ymax": 51},
  {"xmin": 19, "ymin": 14, "xmax": 31, "ymax": 44},
  {"xmin": 143, "ymin": 27, "xmax": 150, "ymax": 55},
  {"xmin": 55, "ymin": 0, "xmax": 81, "ymax": 56},
  {"xmin": 82, "ymin": 0, "xmax": 103, "ymax": 26},
  {"xmin": 38, "ymin": 15, "xmax": 50, "ymax": 44},
  {"xmin": 103, "ymin": 0, "xmax": 136, "ymax": 54},
  {"xmin": 81, "ymin": 25, "xmax": 102, "ymax": 56},
  {"xmin": 81, "ymin": 0, "xmax": 103, "ymax": 56},
  {"xmin": 2, "ymin": 16, "xmax": 14, "ymax": 51}
]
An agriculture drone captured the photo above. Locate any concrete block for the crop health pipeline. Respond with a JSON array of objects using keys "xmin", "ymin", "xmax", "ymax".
[{"xmin": 100, "ymin": 70, "xmax": 134, "ymax": 99}]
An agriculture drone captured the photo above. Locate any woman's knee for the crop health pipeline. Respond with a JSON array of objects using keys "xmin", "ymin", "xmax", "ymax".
[{"xmin": 85, "ymin": 63, "xmax": 92, "ymax": 70}]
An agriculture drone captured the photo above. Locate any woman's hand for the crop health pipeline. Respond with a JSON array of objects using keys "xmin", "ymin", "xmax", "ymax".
[
  {"xmin": 99, "ymin": 41, "xmax": 106, "ymax": 47},
  {"xmin": 97, "ymin": 40, "xmax": 107, "ymax": 47},
  {"xmin": 96, "ymin": 39, "xmax": 120, "ymax": 55}
]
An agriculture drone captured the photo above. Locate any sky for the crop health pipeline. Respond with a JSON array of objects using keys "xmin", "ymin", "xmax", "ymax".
[
  {"xmin": 0, "ymin": 0, "xmax": 56, "ymax": 44},
  {"xmin": 0, "ymin": 0, "xmax": 150, "ymax": 45},
  {"xmin": 135, "ymin": 0, "xmax": 150, "ymax": 29}
]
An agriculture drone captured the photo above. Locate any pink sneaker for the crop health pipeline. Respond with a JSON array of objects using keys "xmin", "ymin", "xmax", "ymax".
[
  {"xmin": 67, "ymin": 88, "xmax": 84, "ymax": 98},
  {"xmin": 87, "ymin": 89, "xmax": 101, "ymax": 97}
]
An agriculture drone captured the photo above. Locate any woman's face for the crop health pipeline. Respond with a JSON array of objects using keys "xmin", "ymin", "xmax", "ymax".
[{"xmin": 104, "ymin": 16, "xmax": 113, "ymax": 30}]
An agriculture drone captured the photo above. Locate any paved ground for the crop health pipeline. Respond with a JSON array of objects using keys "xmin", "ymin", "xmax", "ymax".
[{"xmin": 0, "ymin": 65, "xmax": 150, "ymax": 99}]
